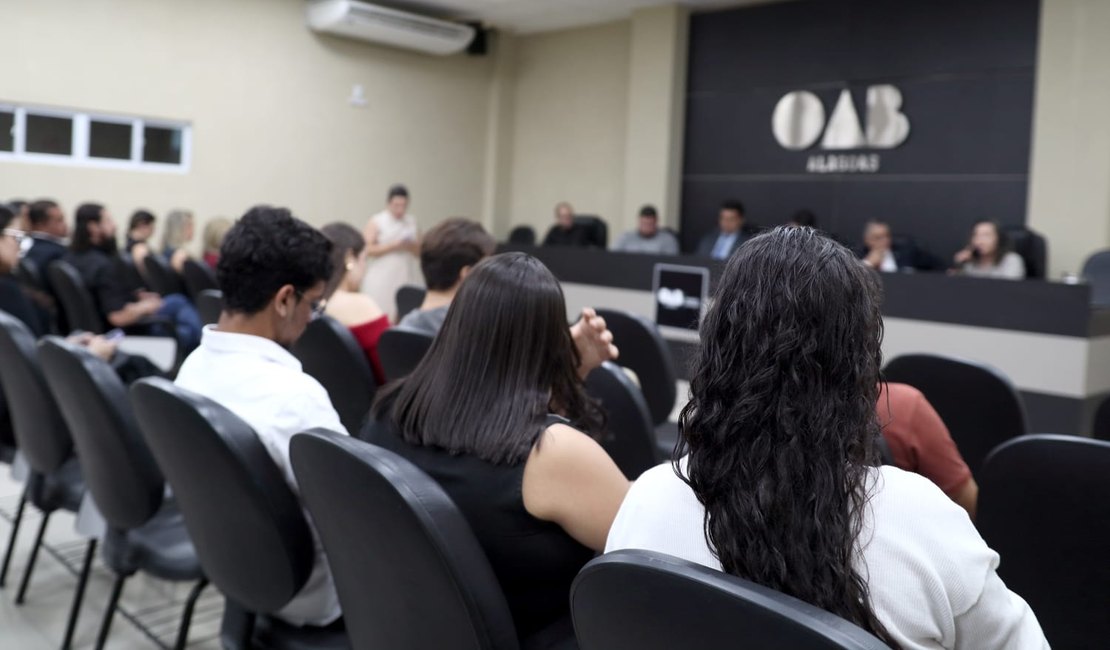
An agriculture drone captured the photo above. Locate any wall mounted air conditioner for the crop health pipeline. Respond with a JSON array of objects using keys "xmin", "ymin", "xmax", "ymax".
[{"xmin": 306, "ymin": 0, "xmax": 476, "ymax": 56}]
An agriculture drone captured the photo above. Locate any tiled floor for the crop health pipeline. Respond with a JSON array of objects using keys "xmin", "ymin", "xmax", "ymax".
[{"xmin": 0, "ymin": 470, "xmax": 223, "ymax": 649}]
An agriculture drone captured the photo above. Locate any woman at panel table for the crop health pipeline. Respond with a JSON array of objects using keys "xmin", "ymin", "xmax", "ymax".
[
  {"xmin": 953, "ymin": 220, "xmax": 1026, "ymax": 280},
  {"xmin": 362, "ymin": 252, "xmax": 629, "ymax": 642},
  {"xmin": 606, "ymin": 227, "xmax": 1047, "ymax": 649},
  {"xmin": 319, "ymin": 222, "xmax": 390, "ymax": 385}
]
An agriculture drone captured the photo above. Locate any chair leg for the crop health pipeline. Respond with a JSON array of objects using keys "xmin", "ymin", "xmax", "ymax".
[
  {"xmin": 94, "ymin": 574, "xmax": 126, "ymax": 650},
  {"xmin": 60, "ymin": 538, "xmax": 97, "ymax": 650},
  {"xmin": 0, "ymin": 488, "xmax": 28, "ymax": 587},
  {"xmin": 219, "ymin": 600, "xmax": 255, "ymax": 650},
  {"xmin": 172, "ymin": 578, "xmax": 209, "ymax": 650},
  {"xmin": 15, "ymin": 510, "xmax": 51, "ymax": 604}
]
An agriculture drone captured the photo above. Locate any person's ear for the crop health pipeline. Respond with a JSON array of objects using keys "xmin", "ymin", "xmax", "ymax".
[
  {"xmin": 458, "ymin": 265, "xmax": 472, "ymax": 282},
  {"xmin": 274, "ymin": 285, "xmax": 296, "ymax": 318}
]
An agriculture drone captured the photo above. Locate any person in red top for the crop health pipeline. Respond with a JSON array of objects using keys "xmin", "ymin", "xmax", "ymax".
[
  {"xmin": 320, "ymin": 222, "xmax": 390, "ymax": 384},
  {"xmin": 878, "ymin": 382, "xmax": 978, "ymax": 519}
]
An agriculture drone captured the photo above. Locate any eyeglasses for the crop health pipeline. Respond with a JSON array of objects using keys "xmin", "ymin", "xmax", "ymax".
[
  {"xmin": 294, "ymin": 290, "xmax": 328, "ymax": 320},
  {"xmin": 2, "ymin": 229, "xmax": 27, "ymax": 246}
]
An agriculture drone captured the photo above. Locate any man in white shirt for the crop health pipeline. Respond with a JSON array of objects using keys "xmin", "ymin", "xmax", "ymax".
[
  {"xmin": 175, "ymin": 206, "xmax": 345, "ymax": 628},
  {"xmin": 612, "ymin": 205, "xmax": 680, "ymax": 255}
]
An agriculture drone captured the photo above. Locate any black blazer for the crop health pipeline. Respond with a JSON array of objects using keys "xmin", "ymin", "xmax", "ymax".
[
  {"xmin": 695, "ymin": 230, "xmax": 747, "ymax": 259},
  {"xmin": 24, "ymin": 237, "xmax": 68, "ymax": 285},
  {"xmin": 856, "ymin": 241, "xmax": 941, "ymax": 272}
]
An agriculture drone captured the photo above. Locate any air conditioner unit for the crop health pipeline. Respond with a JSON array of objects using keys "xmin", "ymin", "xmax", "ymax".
[{"xmin": 306, "ymin": 0, "xmax": 476, "ymax": 56}]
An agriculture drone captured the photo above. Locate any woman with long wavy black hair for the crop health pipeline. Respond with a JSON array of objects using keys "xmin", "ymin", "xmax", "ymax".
[{"xmin": 606, "ymin": 227, "xmax": 1047, "ymax": 649}]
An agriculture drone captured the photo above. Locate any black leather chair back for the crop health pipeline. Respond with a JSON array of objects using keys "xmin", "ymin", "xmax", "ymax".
[
  {"xmin": 572, "ymin": 550, "xmax": 888, "ymax": 650},
  {"xmin": 507, "ymin": 226, "xmax": 535, "ymax": 246},
  {"xmin": 0, "ymin": 311, "xmax": 73, "ymax": 473},
  {"xmin": 1005, "ymin": 227, "xmax": 1047, "ymax": 280},
  {"xmin": 1081, "ymin": 249, "xmax": 1110, "ymax": 307},
  {"xmin": 395, "ymin": 285, "xmax": 427, "ymax": 322},
  {"xmin": 585, "ymin": 362, "xmax": 661, "ymax": 480},
  {"xmin": 293, "ymin": 316, "xmax": 377, "ymax": 433},
  {"xmin": 978, "ymin": 435, "xmax": 1110, "ymax": 648},
  {"xmin": 594, "ymin": 309, "xmax": 677, "ymax": 427},
  {"xmin": 39, "ymin": 338, "xmax": 164, "ymax": 530},
  {"xmin": 574, "ymin": 215, "xmax": 608, "ymax": 248},
  {"xmin": 378, "ymin": 327, "xmax": 434, "ymax": 381},
  {"xmin": 182, "ymin": 259, "xmax": 218, "ymax": 301},
  {"xmin": 290, "ymin": 429, "xmax": 519, "ymax": 650},
  {"xmin": 143, "ymin": 254, "xmax": 186, "ymax": 296},
  {"xmin": 15, "ymin": 258, "xmax": 43, "ymax": 290},
  {"xmin": 47, "ymin": 260, "xmax": 104, "ymax": 333},
  {"xmin": 196, "ymin": 289, "xmax": 223, "ymax": 326},
  {"xmin": 883, "ymin": 354, "xmax": 1027, "ymax": 475},
  {"xmin": 1092, "ymin": 395, "xmax": 1110, "ymax": 441},
  {"xmin": 130, "ymin": 378, "xmax": 314, "ymax": 614}
]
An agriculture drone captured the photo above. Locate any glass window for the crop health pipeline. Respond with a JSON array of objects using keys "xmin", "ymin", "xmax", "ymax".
[
  {"xmin": 89, "ymin": 120, "xmax": 133, "ymax": 160},
  {"xmin": 142, "ymin": 125, "xmax": 182, "ymax": 164},
  {"xmin": 0, "ymin": 110, "xmax": 12, "ymax": 152},
  {"xmin": 25, "ymin": 113, "xmax": 73, "ymax": 155}
]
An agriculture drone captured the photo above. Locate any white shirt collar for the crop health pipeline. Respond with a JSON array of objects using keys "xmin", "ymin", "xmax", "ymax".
[{"xmin": 197, "ymin": 325, "xmax": 302, "ymax": 370}]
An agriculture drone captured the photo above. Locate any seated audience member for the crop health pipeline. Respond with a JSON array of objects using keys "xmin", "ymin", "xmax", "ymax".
[
  {"xmin": 126, "ymin": 209, "xmax": 156, "ymax": 261},
  {"xmin": 612, "ymin": 205, "xmax": 679, "ymax": 255},
  {"xmin": 24, "ymin": 199, "xmax": 69, "ymax": 282},
  {"xmin": 202, "ymin": 216, "xmax": 232, "ymax": 269},
  {"xmin": 161, "ymin": 208, "xmax": 196, "ymax": 273},
  {"xmin": 606, "ymin": 227, "xmax": 1047, "ymax": 649},
  {"xmin": 175, "ymin": 206, "xmax": 345, "ymax": 628},
  {"xmin": 67, "ymin": 203, "xmax": 201, "ymax": 351},
  {"xmin": 954, "ymin": 220, "xmax": 1025, "ymax": 280},
  {"xmin": 9, "ymin": 200, "xmax": 30, "ymax": 231},
  {"xmin": 364, "ymin": 252, "xmax": 628, "ymax": 640},
  {"xmin": 320, "ymin": 222, "xmax": 390, "ymax": 384},
  {"xmin": 694, "ymin": 200, "xmax": 748, "ymax": 260},
  {"xmin": 398, "ymin": 217, "xmax": 496, "ymax": 335},
  {"xmin": 788, "ymin": 209, "xmax": 817, "ymax": 228},
  {"xmin": 542, "ymin": 201, "xmax": 591, "ymax": 247},
  {"xmin": 878, "ymin": 382, "xmax": 977, "ymax": 519},
  {"xmin": 858, "ymin": 220, "xmax": 938, "ymax": 272}
]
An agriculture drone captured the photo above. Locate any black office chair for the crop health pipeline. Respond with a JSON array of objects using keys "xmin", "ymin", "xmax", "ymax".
[
  {"xmin": 0, "ymin": 312, "xmax": 88, "ymax": 648},
  {"xmin": 584, "ymin": 362, "xmax": 661, "ymax": 480},
  {"xmin": 39, "ymin": 339, "xmax": 205, "ymax": 650},
  {"xmin": 1081, "ymin": 249, "xmax": 1110, "ymax": 307},
  {"xmin": 130, "ymin": 378, "xmax": 349, "ymax": 650},
  {"xmin": 395, "ymin": 284, "xmax": 427, "ymax": 322},
  {"xmin": 143, "ymin": 254, "xmax": 187, "ymax": 297},
  {"xmin": 293, "ymin": 316, "xmax": 378, "ymax": 433},
  {"xmin": 574, "ymin": 215, "xmax": 608, "ymax": 248},
  {"xmin": 978, "ymin": 435, "xmax": 1110, "ymax": 648},
  {"xmin": 571, "ymin": 550, "xmax": 888, "ymax": 650},
  {"xmin": 291, "ymin": 429, "xmax": 572, "ymax": 650},
  {"xmin": 593, "ymin": 309, "xmax": 677, "ymax": 428},
  {"xmin": 1005, "ymin": 227, "xmax": 1047, "ymax": 280},
  {"xmin": 47, "ymin": 260, "xmax": 105, "ymax": 333},
  {"xmin": 378, "ymin": 327, "xmax": 434, "ymax": 381},
  {"xmin": 196, "ymin": 288, "xmax": 223, "ymax": 326},
  {"xmin": 882, "ymin": 354, "xmax": 1027, "ymax": 475},
  {"xmin": 508, "ymin": 226, "xmax": 536, "ymax": 246},
  {"xmin": 181, "ymin": 259, "xmax": 219, "ymax": 301}
]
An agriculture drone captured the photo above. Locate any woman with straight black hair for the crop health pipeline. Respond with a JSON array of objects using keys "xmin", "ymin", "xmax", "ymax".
[
  {"xmin": 363, "ymin": 252, "xmax": 629, "ymax": 642},
  {"xmin": 607, "ymin": 227, "xmax": 1047, "ymax": 649}
]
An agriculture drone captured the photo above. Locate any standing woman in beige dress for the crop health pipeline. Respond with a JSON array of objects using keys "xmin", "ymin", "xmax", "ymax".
[{"xmin": 361, "ymin": 184, "xmax": 421, "ymax": 322}]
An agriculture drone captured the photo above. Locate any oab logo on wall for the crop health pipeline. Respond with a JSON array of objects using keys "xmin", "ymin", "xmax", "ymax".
[{"xmin": 772, "ymin": 85, "xmax": 910, "ymax": 174}]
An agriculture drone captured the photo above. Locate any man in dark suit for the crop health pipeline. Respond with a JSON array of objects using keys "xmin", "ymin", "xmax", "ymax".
[
  {"xmin": 695, "ymin": 200, "xmax": 748, "ymax": 260},
  {"xmin": 857, "ymin": 220, "xmax": 940, "ymax": 272},
  {"xmin": 23, "ymin": 199, "xmax": 69, "ymax": 282},
  {"xmin": 542, "ymin": 201, "xmax": 591, "ymax": 247}
]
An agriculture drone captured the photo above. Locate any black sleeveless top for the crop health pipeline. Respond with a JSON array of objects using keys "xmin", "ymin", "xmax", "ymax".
[{"xmin": 361, "ymin": 413, "xmax": 595, "ymax": 639}]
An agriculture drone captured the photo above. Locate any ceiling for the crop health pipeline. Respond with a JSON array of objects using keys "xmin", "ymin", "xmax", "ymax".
[{"xmin": 386, "ymin": 0, "xmax": 784, "ymax": 34}]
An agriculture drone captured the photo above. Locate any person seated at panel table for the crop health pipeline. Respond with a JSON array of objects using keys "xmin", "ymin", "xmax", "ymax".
[
  {"xmin": 694, "ymin": 200, "xmax": 749, "ymax": 260},
  {"xmin": 606, "ymin": 227, "xmax": 1048, "ymax": 650},
  {"xmin": 857, "ymin": 220, "xmax": 939, "ymax": 272},
  {"xmin": 787, "ymin": 208, "xmax": 817, "ymax": 228},
  {"xmin": 24, "ymin": 199, "xmax": 70, "ymax": 283},
  {"xmin": 175, "ymin": 206, "xmax": 347, "ymax": 630},
  {"xmin": 398, "ymin": 217, "xmax": 496, "ymax": 336},
  {"xmin": 542, "ymin": 201, "xmax": 592, "ymax": 247},
  {"xmin": 66, "ymin": 203, "xmax": 202, "ymax": 352},
  {"xmin": 878, "ymin": 382, "xmax": 978, "ymax": 519},
  {"xmin": 612, "ymin": 204, "xmax": 679, "ymax": 255},
  {"xmin": 320, "ymin": 222, "xmax": 390, "ymax": 384},
  {"xmin": 363, "ymin": 252, "xmax": 629, "ymax": 642},
  {"xmin": 953, "ymin": 220, "xmax": 1026, "ymax": 280}
]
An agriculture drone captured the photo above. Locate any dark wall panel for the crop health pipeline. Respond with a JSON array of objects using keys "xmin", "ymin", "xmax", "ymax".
[{"xmin": 680, "ymin": 0, "xmax": 1041, "ymax": 258}]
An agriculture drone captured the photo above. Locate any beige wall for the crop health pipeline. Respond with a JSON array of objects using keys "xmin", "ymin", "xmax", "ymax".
[
  {"xmin": 1027, "ymin": 0, "xmax": 1110, "ymax": 278},
  {"xmin": 0, "ymin": 0, "xmax": 496, "ymax": 252}
]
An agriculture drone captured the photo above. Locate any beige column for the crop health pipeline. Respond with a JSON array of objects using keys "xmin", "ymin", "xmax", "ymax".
[
  {"xmin": 620, "ymin": 5, "xmax": 689, "ymax": 235},
  {"xmin": 1027, "ymin": 0, "xmax": 1110, "ymax": 278},
  {"xmin": 481, "ymin": 31, "xmax": 518, "ymax": 238}
]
